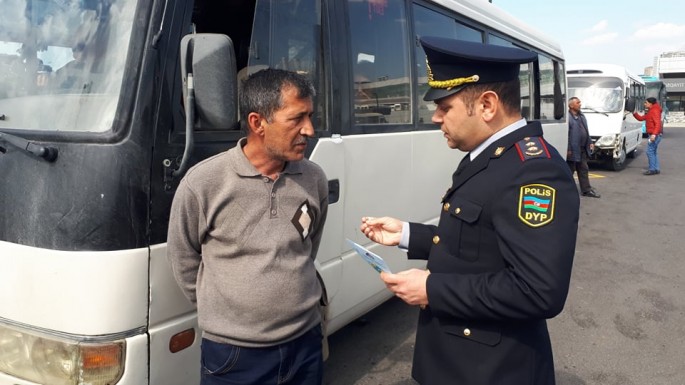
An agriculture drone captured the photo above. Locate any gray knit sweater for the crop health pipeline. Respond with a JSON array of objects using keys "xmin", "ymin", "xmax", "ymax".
[{"xmin": 167, "ymin": 138, "xmax": 328, "ymax": 347}]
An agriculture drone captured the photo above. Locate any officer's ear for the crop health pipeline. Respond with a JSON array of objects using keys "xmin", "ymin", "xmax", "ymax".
[{"xmin": 479, "ymin": 91, "xmax": 499, "ymax": 122}]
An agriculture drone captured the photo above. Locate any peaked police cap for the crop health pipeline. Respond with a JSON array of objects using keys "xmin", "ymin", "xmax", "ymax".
[{"xmin": 420, "ymin": 36, "xmax": 538, "ymax": 101}]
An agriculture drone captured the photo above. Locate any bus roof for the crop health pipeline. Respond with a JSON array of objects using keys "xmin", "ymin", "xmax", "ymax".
[
  {"xmin": 431, "ymin": 0, "xmax": 564, "ymax": 60},
  {"xmin": 639, "ymin": 75, "xmax": 662, "ymax": 83},
  {"xmin": 566, "ymin": 63, "xmax": 644, "ymax": 84}
]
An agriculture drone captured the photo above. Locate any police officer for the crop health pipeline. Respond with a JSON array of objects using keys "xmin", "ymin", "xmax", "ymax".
[{"xmin": 360, "ymin": 36, "xmax": 580, "ymax": 385}]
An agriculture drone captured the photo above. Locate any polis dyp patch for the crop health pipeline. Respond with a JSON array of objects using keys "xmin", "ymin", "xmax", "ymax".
[{"xmin": 518, "ymin": 184, "xmax": 555, "ymax": 227}]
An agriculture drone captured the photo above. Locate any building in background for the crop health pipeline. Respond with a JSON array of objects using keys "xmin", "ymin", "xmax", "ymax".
[{"xmin": 653, "ymin": 52, "xmax": 685, "ymax": 122}]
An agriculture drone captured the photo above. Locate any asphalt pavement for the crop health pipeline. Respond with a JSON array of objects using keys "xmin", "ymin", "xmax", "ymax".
[{"xmin": 324, "ymin": 123, "xmax": 685, "ymax": 385}]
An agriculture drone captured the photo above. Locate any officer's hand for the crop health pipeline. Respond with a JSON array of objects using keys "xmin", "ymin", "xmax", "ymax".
[
  {"xmin": 380, "ymin": 269, "xmax": 429, "ymax": 307},
  {"xmin": 360, "ymin": 216, "xmax": 402, "ymax": 246}
]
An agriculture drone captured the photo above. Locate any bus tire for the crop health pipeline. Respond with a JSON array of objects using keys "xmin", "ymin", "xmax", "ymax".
[{"xmin": 607, "ymin": 142, "xmax": 627, "ymax": 171}]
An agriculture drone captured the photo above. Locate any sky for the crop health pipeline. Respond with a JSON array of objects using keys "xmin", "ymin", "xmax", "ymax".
[{"xmin": 490, "ymin": 0, "xmax": 685, "ymax": 76}]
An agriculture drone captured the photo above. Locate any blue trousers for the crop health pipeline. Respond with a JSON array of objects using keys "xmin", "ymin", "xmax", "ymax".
[
  {"xmin": 200, "ymin": 325, "xmax": 323, "ymax": 385},
  {"xmin": 646, "ymin": 135, "xmax": 662, "ymax": 172}
]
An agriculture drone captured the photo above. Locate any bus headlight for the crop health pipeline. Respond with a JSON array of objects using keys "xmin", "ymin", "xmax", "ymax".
[
  {"xmin": 595, "ymin": 135, "xmax": 618, "ymax": 147},
  {"xmin": 0, "ymin": 323, "xmax": 125, "ymax": 385}
]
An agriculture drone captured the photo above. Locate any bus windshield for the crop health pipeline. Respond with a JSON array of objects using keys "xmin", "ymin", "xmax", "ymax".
[
  {"xmin": 0, "ymin": 0, "xmax": 136, "ymax": 133},
  {"xmin": 568, "ymin": 77, "xmax": 624, "ymax": 113}
]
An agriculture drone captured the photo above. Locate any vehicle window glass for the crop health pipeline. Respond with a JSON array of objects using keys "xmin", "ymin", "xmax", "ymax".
[
  {"xmin": 568, "ymin": 77, "xmax": 624, "ymax": 113},
  {"xmin": 0, "ymin": 0, "xmax": 137, "ymax": 133},
  {"xmin": 538, "ymin": 54, "xmax": 556, "ymax": 120},
  {"xmin": 247, "ymin": 0, "xmax": 325, "ymax": 131},
  {"xmin": 348, "ymin": 0, "xmax": 410, "ymax": 126},
  {"xmin": 556, "ymin": 60, "xmax": 567, "ymax": 102},
  {"xmin": 488, "ymin": 34, "xmax": 514, "ymax": 47},
  {"xmin": 413, "ymin": 5, "xmax": 482, "ymax": 125},
  {"xmin": 519, "ymin": 62, "xmax": 533, "ymax": 120},
  {"xmin": 554, "ymin": 59, "xmax": 567, "ymax": 120}
]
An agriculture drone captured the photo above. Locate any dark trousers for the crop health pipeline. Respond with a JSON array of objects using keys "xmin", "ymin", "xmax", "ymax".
[
  {"xmin": 200, "ymin": 325, "xmax": 323, "ymax": 385},
  {"xmin": 567, "ymin": 153, "xmax": 592, "ymax": 193}
]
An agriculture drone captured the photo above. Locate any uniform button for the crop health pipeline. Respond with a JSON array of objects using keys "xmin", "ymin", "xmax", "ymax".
[
  {"xmin": 432, "ymin": 236, "xmax": 440, "ymax": 244},
  {"xmin": 271, "ymin": 210, "xmax": 277, "ymax": 215},
  {"xmin": 263, "ymin": 177, "xmax": 270, "ymax": 183},
  {"xmin": 454, "ymin": 207, "xmax": 461, "ymax": 214},
  {"xmin": 443, "ymin": 203, "xmax": 450, "ymax": 211},
  {"xmin": 463, "ymin": 328, "xmax": 471, "ymax": 336}
]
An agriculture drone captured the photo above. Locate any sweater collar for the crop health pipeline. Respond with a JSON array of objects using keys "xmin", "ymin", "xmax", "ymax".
[{"xmin": 229, "ymin": 137, "xmax": 304, "ymax": 177}]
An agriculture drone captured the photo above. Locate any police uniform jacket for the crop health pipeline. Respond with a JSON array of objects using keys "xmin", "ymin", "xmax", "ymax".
[{"xmin": 407, "ymin": 121, "xmax": 580, "ymax": 385}]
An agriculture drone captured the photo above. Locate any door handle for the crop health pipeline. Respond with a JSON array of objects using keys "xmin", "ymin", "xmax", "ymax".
[{"xmin": 328, "ymin": 179, "xmax": 340, "ymax": 204}]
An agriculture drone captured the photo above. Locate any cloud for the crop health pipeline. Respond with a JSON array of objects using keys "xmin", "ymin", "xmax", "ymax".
[
  {"xmin": 581, "ymin": 32, "xmax": 619, "ymax": 46},
  {"xmin": 632, "ymin": 22, "xmax": 685, "ymax": 40},
  {"xmin": 588, "ymin": 20, "xmax": 609, "ymax": 33},
  {"xmin": 580, "ymin": 20, "xmax": 617, "ymax": 45}
]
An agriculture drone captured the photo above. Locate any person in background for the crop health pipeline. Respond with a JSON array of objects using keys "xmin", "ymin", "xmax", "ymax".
[
  {"xmin": 633, "ymin": 97, "xmax": 663, "ymax": 175},
  {"xmin": 567, "ymin": 97, "xmax": 600, "ymax": 198},
  {"xmin": 167, "ymin": 68, "xmax": 328, "ymax": 385},
  {"xmin": 360, "ymin": 36, "xmax": 580, "ymax": 385}
]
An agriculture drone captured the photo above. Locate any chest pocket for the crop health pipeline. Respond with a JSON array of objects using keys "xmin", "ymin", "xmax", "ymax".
[{"xmin": 444, "ymin": 197, "xmax": 482, "ymax": 262}]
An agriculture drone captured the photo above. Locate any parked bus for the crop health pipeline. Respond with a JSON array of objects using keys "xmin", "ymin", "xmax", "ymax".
[
  {"xmin": 0, "ymin": 1, "xmax": 567, "ymax": 384},
  {"xmin": 639, "ymin": 75, "xmax": 668, "ymax": 136},
  {"xmin": 567, "ymin": 63, "xmax": 645, "ymax": 171}
]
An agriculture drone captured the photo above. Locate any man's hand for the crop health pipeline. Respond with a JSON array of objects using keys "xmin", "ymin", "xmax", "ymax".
[
  {"xmin": 380, "ymin": 269, "xmax": 429, "ymax": 307},
  {"xmin": 360, "ymin": 216, "xmax": 403, "ymax": 246}
]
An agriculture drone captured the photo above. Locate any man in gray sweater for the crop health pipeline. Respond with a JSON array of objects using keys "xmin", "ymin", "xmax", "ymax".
[{"xmin": 167, "ymin": 69, "xmax": 329, "ymax": 385}]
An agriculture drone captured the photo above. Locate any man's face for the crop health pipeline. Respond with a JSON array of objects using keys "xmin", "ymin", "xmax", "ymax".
[
  {"xmin": 262, "ymin": 86, "xmax": 315, "ymax": 162},
  {"xmin": 431, "ymin": 92, "xmax": 486, "ymax": 152},
  {"xmin": 569, "ymin": 98, "xmax": 581, "ymax": 113}
]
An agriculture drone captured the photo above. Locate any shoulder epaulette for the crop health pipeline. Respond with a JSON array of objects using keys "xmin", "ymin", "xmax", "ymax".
[{"xmin": 514, "ymin": 136, "xmax": 551, "ymax": 162}]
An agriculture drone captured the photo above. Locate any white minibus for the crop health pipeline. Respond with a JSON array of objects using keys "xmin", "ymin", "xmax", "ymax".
[{"xmin": 567, "ymin": 63, "xmax": 645, "ymax": 170}]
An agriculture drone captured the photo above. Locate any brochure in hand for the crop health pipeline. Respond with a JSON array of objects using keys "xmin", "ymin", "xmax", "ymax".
[{"xmin": 346, "ymin": 238, "xmax": 392, "ymax": 274}]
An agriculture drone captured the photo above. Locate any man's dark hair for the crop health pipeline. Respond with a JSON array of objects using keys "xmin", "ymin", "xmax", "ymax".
[
  {"xmin": 239, "ymin": 68, "xmax": 315, "ymax": 128},
  {"xmin": 646, "ymin": 97, "xmax": 657, "ymax": 104},
  {"xmin": 457, "ymin": 79, "xmax": 521, "ymax": 116}
]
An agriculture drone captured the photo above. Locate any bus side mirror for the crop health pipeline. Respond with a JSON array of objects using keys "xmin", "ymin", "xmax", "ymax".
[
  {"xmin": 624, "ymin": 97, "xmax": 637, "ymax": 113},
  {"xmin": 180, "ymin": 34, "xmax": 238, "ymax": 130}
]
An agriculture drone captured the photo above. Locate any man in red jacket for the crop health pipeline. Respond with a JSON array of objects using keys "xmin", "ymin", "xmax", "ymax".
[{"xmin": 633, "ymin": 97, "xmax": 663, "ymax": 175}]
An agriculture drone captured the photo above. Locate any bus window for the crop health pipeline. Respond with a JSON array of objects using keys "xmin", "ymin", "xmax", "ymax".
[
  {"xmin": 248, "ymin": 0, "xmax": 327, "ymax": 131},
  {"xmin": 0, "ymin": 1, "xmax": 135, "ymax": 132},
  {"xmin": 538, "ymin": 54, "xmax": 557, "ymax": 121},
  {"xmin": 413, "ymin": 5, "xmax": 483, "ymax": 125},
  {"xmin": 348, "ymin": 0, "xmax": 411, "ymax": 126},
  {"xmin": 520, "ymin": 62, "xmax": 534, "ymax": 120},
  {"xmin": 554, "ymin": 60, "xmax": 566, "ymax": 120},
  {"xmin": 488, "ymin": 34, "xmax": 514, "ymax": 47}
]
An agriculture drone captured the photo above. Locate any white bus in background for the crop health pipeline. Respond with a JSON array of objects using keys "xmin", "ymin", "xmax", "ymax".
[
  {"xmin": 0, "ymin": 0, "xmax": 567, "ymax": 384},
  {"xmin": 567, "ymin": 63, "xmax": 645, "ymax": 170}
]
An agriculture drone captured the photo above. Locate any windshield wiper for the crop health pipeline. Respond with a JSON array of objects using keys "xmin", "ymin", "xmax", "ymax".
[
  {"xmin": 0, "ymin": 131, "xmax": 58, "ymax": 162},
  {"xmin": 581, "ymin": 107, "xmax": 609, "ymax": 116}
]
